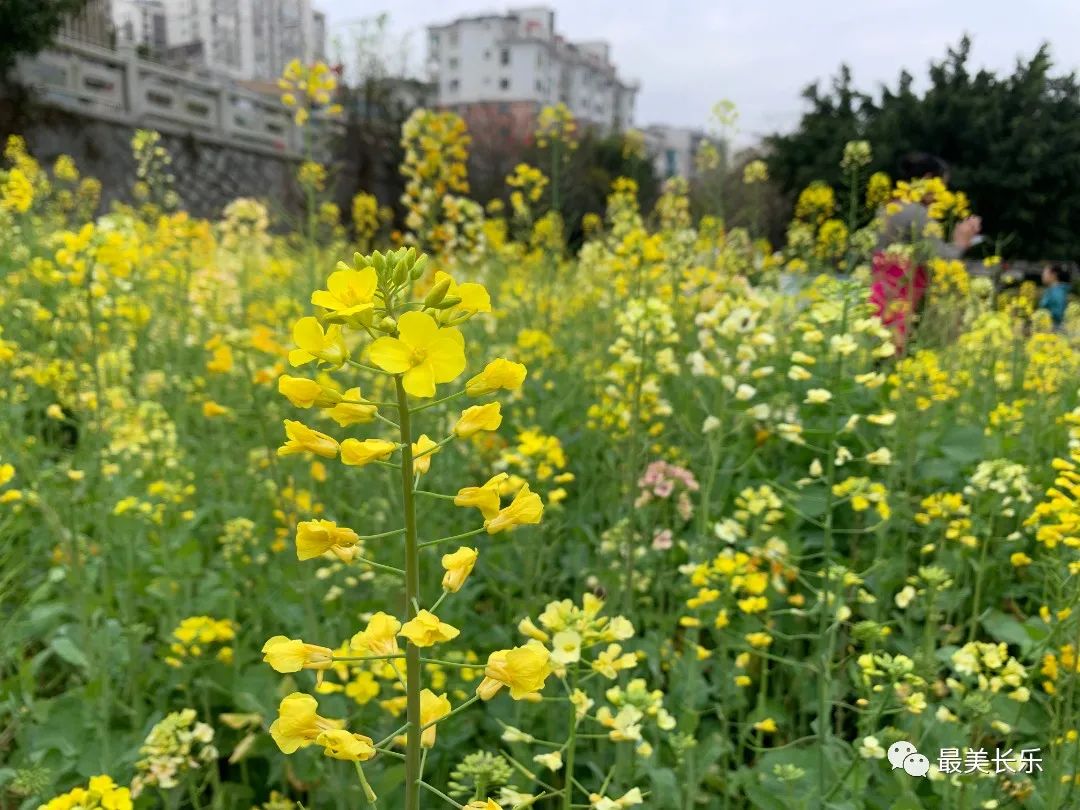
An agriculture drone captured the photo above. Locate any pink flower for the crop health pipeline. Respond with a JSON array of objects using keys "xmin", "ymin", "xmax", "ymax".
[
  {"xmin": 652, "ymin": 529, "xmax": 674, "ymax": 550},
  {"xmin": 677, "ymin": 493, "xmax": 694, "ymax": 521}
]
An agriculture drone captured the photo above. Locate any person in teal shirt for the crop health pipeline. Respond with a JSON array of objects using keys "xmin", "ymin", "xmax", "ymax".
[{"xmin": 1039, "ymin": 264, "xmax": 1070, "ymax": 328}]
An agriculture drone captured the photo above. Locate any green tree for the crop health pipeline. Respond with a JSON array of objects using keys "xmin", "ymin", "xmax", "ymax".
[
  {"xmin": 767, "ymin": 38, "xmax": 1080, "ymax": 259},
  {"xmin": 0, "ymin": 0, "xmax": 88, "ymax": 73}
]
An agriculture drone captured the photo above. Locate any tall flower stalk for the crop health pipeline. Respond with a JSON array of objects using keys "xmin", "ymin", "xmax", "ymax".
[
  {"xmin": 263, "ymin": 247, "xmax": 550, "ymax": 807},
  {"xmin": 394, "ymin": 375, "xmax": 423, "ymax": 808}
]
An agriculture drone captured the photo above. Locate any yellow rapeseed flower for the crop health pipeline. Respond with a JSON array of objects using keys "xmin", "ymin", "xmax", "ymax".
[
  {"xmin": 350, "ymin": 612, "xmax": 402, "ymax": 657},
  {"xmin": 399, "ymin": 610, "xmax": 460, "ymax": 647},
  {"xmin": 262, "ymin": 636, "xmax": 334, "ymax": 672},
  {"xmin": 476, "ymin": 640, "xmax": 552, "ymax": 700},
  {"xmin": 454, "ymin": 402, "xmax": 503, "ymax": 437},
  {"xmin": 455, "ymin": 472, "xmax": 508, "ymax": 520},
  {"xmin": 466, "ymin": 358, "xmax": 527, "ymax": 396},
  {"xmin": 412, "ymin": 434, "xmax": 440, "ymax": 474},
  {"xmin": 484, "ymin": 483, "xmax": 544, "ymax": 534},
  {"xmin": 419, "ymin": 689, "xmax": 452, "ymax": 748},
  {"xmin": 289, "ymin": 317, "xmax": 349, "ymax": 369},
  {"xmin": 327, "ymin": 388, "xmax": 377, "ymax": 427},
  {"xmin": 340, "ymin": 438, "xmax": 397, "ymax": 466},
  {"xmin": 315, "ymin": 728, "xmax": 376, "ymax": 761},
  {"xmin": 441, "ymin": 546, "xmax": 478, "ymax": 592},
  {"xmin": 295, "ymin": 519, "xmax": 359, "ymax": 560},
  {"xmin": 278, "ymin": 375, "xmax": 343, "ymax": 408},
  {"xmin": 311, "ymin": 267, "xmax": 378, "ymax": 321},
  {"xmin": 433, "ymin": 270, "xmax": 491, "ymax": 315},
  {"xmin": 368, "ymin": 311, "xmax": 465, "ymax": 398},
  {"xmin": 277, "ymin": 420, "xmax": 339, "ymax": 458},
  {"xmin": 269, "ymin": 693, "xmax": 343, "ymax": 753}
]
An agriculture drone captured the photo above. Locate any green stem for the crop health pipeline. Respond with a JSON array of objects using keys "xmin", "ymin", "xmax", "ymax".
[
  {"xmin": 562, "ymin": 673, "xmax": 578, "ymax": 810},
  {"xmin": 348, "ymin": 358, "xmax": 391, "ymax": 374},
  {"xmin": 354, "ymin": 761, "xmax": 378, "ymax": 805},
  {"xmin": 359, "ymin": 528, "xmax": 407, "ymax": 541},
  {"xmin": 967, "ymin": 516, "xmax": 995, "ymax": 642},
  {"xmin": 410, "ymin": 390, "xmax": 467, "ymax": 413},
  {"xmin": 395, "ymin": 376, "xmax": 423, "ymax": 810},
  {"xmin": 354, "ymin": 555, "xmax": 405, "ymax": 576},
  {"xmin": 414, "ymin": 490, "xmax": 457, "ymax": 501},
  {"xmin": 419, "ymin": 526, "xmax": 486, "ymax": 549},
  {"xmin": 417, "ymin": 781, "xmax": 463, "ymax": 808}
]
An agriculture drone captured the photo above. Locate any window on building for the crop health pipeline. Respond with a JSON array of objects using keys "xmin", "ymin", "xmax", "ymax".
[
  {"xmin": 484, "ymin": 50, "xmax": 491, "ymax": 59},
  {"xmin": 449, "ymin": 79, "xmax": 459, "ymax": 92},
  {"xmin": 448, "ymin": 57, "xmax": 458, "ymax": 69},
  {"xmin": 665, "ymin": 149, "xmax": 677, "ymax": 178},
  {"xmin": 448, "ymin": 30, "xmax": 458, "ymax": 47},
  {"xmin": 498, "ymin": 102, "xmax": 510, "ymax": 114},
  {"xmin": 499, "ymin": 78, "xmax": 510, "ymax": 90},
  {"xmin": 499, "ymin": 48, "xmax": 510, "ymax": 65},
  {"xmin": 535, "ymin": 80, "xmax": 542, "ymax": 92}
]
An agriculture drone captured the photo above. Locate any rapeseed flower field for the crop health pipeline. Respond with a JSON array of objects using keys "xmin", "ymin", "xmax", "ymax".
[{"xmin": 4, "ymin": 68, "xmax": 1080, "ymax": 809}]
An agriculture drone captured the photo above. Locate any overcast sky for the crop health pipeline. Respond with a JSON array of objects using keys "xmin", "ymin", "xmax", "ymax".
[{"xmin": 319, "ymin": 1, "xmax": 1080, "ymax": 143}]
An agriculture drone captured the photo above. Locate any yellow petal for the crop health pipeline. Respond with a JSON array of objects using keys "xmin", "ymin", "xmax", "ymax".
[
  {"xmin": 427, "ymin": 333, "xmax": 467, "ymax": 384},
  {"xmin": 403, "ymin": 364, "xmax": 437, "ymax": 398},
  {"xmin": 293, "ymin": 317, "xmax": 325, "ymax": 353},
  {"xmin": 369, "ymin": 337, "xmax": 413, "ymax": 373},
  {"xmin": 396, "ymin": 311, "xmax": 440, "ymax": 348}
]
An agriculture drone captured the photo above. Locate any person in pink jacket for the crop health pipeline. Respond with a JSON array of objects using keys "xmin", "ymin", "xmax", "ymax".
[{"xmin": 870, "ymin": 152, "xmax": 981, "ymax": 349}]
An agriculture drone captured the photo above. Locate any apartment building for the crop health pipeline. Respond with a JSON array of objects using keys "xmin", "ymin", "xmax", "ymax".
[
  {"xmin": 162, "ymin": 0, "xmax": 326, "ymax": 81},
  {"xmin": 427, "ymin": 6, "xmax": 638, "ymax": 143},
  {"xmin": 58, "ymin": 0, "xmax": 115, "ymax": 48},
  {"xmin": 642, "ymin": 124, "xmax": 721, "ymax": 180},
  {"xmin": 113, "ymin": 0, "xmax": 169, "ymax": 54}
]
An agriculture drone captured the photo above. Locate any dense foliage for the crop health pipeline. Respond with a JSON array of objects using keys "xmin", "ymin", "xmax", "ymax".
[
  {"xmin": 0, "ymin": 0, "xmax": 89, "ymax": 73},
  {"xmin": 767, "ymin": 38, "xmax": 1080, "ymax": 261}
]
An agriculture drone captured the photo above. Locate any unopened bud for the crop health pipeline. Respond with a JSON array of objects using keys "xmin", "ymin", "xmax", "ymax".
[
  {"xmin": 442, "ymin": 310, "xmax": 473, "ymax": 326},
  {"xmin": 433, "ymin": 294, "xmax": 462, "ymax": 310},
  {"xmin": 392, "ymin": 258, "xmax": 410, "ymax": 285},
  {"xmin": 314, "ymin": 388, "xmax": 344, "ymax": 408},
  {"xmin": 423, "ymin": 278, "xmax": 452, "ymax": 307},
  {"xmin": 410, "ymin": 254, "xmax": 429, "ymax": 279},
  {"xmin": 370, "ymin": 251, "xmax": 386, "ymax": 273},
  {"xmin": 378, "ymin": 316, "xmax": 397, "ymax": 333}
]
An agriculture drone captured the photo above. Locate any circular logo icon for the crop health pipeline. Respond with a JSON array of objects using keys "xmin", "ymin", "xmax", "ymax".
[
  {"xmin": 887, "ymin": 741, "xmax": 918, "ymax": 770},
  {"xmin": 903, "ymin": 752, "xmax": 930, "ymax": 777}
]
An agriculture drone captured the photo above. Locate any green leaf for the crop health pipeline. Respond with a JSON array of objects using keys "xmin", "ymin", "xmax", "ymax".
[
  {"xmin": 981, "ymin": 609, "xmax": 1035, "ymax": 654},
  {"xmin": 49, "ymin": 637, "xmax": 89, "ymax": 670},
  {"xmin": 648, "ymin": 768, "xmax": 681, "ymax": 809},
  {"xmin": 796, "ymin": 485, "xmax": 829, "ymax": 518},
  {"xmin": 915, "ymin": 457, "xmax": 961, "ymax": 484},
  {"xmin": 938, "ymin": 425, "xmax": 985, "ymax": 466}
]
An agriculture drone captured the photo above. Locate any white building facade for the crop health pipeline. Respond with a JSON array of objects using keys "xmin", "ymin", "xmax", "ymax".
[
  {"xmin": 112, "ymin": 0, "xmax": 169, "ymax": 53},
  {"xmin": 427, "ymin": 6, "xmax": 638, "ymax": 140},
  {"xmin": 642, "ymin": 125, "xmax": 721, "ymax": 180},
  {"xmin": 157, "ymin": 0, "xmax": 325, "ymax": 81}
]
